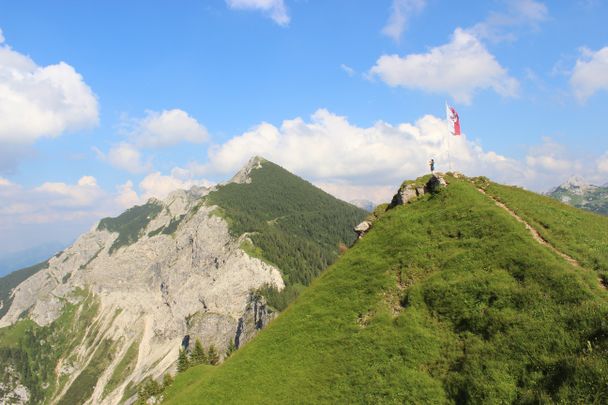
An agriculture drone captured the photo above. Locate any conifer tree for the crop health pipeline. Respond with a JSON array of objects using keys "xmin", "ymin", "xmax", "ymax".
[
  {"xmin": 207, "ymin": 345, "xmax": 220, "ymax": 365},
  {"xmin": 225, "ymin": 339, "xmax": 237, "ymax": 358},
  {"xmin": 177, "ymin": 348, "xmax": 190, "ymax": 372},
  {"xmin": 162, "ymin": 372, "xmax": 174, "ymax": 388},
  {"xmin": 190, "ymin": 338, "xmax": 207, "ymax": 366}
]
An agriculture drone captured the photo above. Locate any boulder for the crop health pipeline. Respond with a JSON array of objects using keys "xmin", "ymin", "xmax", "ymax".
[
  {"xmin": 425, "ymin": 173, "xmax": 447, "ymax": 193},
  {"xmin": 354, "ymin": 220, "xmax": 372, "ymax": 239}
]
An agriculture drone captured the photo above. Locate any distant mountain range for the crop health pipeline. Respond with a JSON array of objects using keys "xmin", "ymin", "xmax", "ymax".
[
  {"xmin": 548, "ymin": 176, "xmax": 608, "ymax": 215},
  {"xmin": 0, "ymin": 242, "xmax": 65, "ymax": 277},
  {"xmin": 349, "ymin": 199, "xmax": 375, "ymax": 212}
]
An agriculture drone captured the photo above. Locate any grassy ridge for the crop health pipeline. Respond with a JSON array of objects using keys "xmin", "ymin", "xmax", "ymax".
[
  {"xmin": 164, "ymin": 177, "xmax": 608, "ymax": 404},
  {"xmin": 484, "ymin": 182, "xmax": 608, "ymax": 281}
]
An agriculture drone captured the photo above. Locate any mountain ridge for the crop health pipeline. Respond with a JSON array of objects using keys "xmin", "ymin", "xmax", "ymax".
[{"xmin": 163, "ymin": 174, "xmax": 608, "ymax": 404}]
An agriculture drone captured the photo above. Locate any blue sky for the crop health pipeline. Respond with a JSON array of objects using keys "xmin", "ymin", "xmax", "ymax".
[{"xmin": 0, "ymin": 0, "xmax": 607, "ymax": 256}]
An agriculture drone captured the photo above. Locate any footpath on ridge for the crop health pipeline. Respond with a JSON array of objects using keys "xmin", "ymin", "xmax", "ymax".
[
  {"xmin": 475, "ymin": 187, "xmax": 581, "ymax": 268},
  {"xmin": 472, "ymin": 182, "xmax": 608, "ymax": 291}
]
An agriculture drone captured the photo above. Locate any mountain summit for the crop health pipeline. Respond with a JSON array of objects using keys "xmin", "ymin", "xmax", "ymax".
[
  {"xmin": 549, "ymin": 176, "xmax": 608, "ymax": 215},
  {"xmin": 164, "ymin": 174, "xmax": 608, "ymax": 404},
  {"xmin": 0, "ymin": 158, "xmax": 366, "ymax": 404}
]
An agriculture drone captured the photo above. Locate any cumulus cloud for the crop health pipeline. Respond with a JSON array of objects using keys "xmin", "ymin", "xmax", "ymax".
[
  {"xmin": 469, "ymin": 0, "xmax": 548, "ymax": 42},
  {"xmin": 139, "ymin": 171, "xmax": 214, "ymax": 201},
  {"xmin": 382, "ymin": 0, "xmax": 426, "ymax": 42},
  {"xmin": 370, "ymin": 28, "xmax": 519, "ymax": 104},
  {"xmin": 226, "ymin": 0, "xmax": 290, "ymax": 26},
  {"xmin": 96, "ymin": 143, "xmax": 152, "ymax": 174},
  {"xmin": 571, "ymin": 46, "xmax": 608, "ymax": 102},
  {"xmin": 198, "ymin": 108, "xmax": 532, "ymax": 202},
  {"xmin": 126, "ymin": 109, "xmax": 209, "ymax": 148},
  {"xmin": 0, "ymin": 30, "xmax": 98, "ymax": 146},
  {"xmin": 115, "ymin": 180, "xmax": 140, "ymax": 208},
  {"xmin": 35, "ymin": 176, "xmax": 104, "ymax": 208}
]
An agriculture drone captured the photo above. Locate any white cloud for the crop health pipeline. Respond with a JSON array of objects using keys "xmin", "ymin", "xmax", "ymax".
[
  {"xmin": 340, "ymin": 64, "xmax": 355, "ymax": 77},
  {"xmin": 199, "ymin": 108, "xmax": 532, "ymax": 202},
  {"xmin": 369, "ymin": 28, "xmax": 519, "ymax": 104},
  {"xmin": 571, "ymin": 46, "xmax": 608, "ymax": 102},
  {"xmin": 139, "ymin": 171, "xmax": 214, "ymax": 201},
  {"xmin": 0, "ymin": 28, "xmax": 4, "ymax": 44},
  {"xmin": 469, "ymin": 0, "xmax": 548, "ymax": 43},
  {"xmin": 0, "ymin": 176, "xmax": 12, "ymax": 186},
  {"xmin": 35, "ymin": 176, "xmax": 104, "ymax": 208},
  {"xmin": 0, "ymin": 31, "xmax": 98, "ymax": 146},
  {"xmin": 126, "ymin": 109, "xmax": 209, "ymax": 148},
  {"xmin": 115, "ymin": 180, "xmax": 140, "ymax": 208},
  {"xmin": 382, "ymin": 0, "xmax": 426, "ymax": 42},
  {"xmin": 104, "ymin": 143, "xmax": 151, "ymax": 174},
  {"xmin": 226, "ymin": 0, "xmax": 290, "ymax": 26}
]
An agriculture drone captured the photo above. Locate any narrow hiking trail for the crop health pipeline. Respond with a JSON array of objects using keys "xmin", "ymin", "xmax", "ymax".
[{"xmin": 476, "ymin": 188, "xmax": 581, "ymax": 268}]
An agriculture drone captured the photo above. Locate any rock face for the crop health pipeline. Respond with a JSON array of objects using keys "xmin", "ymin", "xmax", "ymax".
[
  {"xmin": 390, "ymin": 173, "xmax": 447, "ymax": 207},
  {"xmin": 0, "ymin": 367, "xmax": 30, "ymax": 405},
  {"xmin": 228, "ymin": 156, "xmax": 264, "ymax": 184},
  {"xmin": 0, "ymin": 185, "xmax": 284, "ymax": 404}
]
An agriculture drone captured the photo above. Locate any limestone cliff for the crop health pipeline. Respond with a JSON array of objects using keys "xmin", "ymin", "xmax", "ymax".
[{"xmin": 0, "ymin": 184, "xmax": 283, "ymax": 404}]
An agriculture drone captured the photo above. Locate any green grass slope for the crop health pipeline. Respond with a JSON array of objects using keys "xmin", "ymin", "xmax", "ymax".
[
  {"xmin": 164, "ymin": 176, "xmax": 608, "ymax": 404},
  {"xmin": 205, "ymin": 158, "xmax": 368, "ymax": 309},
  {"xmin": 481, "ymin": 180, "xmax": 608, "ymax": 282}
]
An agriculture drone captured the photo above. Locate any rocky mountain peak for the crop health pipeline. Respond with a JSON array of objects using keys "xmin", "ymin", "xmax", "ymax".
[
  {"xmin": 557, "ymin": 176, "xmax": 597, "ymax": 195},
  {"xmin": 228, "ymin": 156, "xmax": 267, "ymax": 184}
]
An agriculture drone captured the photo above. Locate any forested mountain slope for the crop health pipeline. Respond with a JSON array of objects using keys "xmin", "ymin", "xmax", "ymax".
[{"xmin": 164, "ymin": 175, "xmax": 608, "ymax": 404}]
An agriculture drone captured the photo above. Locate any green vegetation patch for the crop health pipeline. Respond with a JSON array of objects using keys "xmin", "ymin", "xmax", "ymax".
[
  {"xmin": 162, "ymin": 214, "xmax": 186, "ymax": 235},
  {"xmin": 0, "ymin": 290, "xmax": 101, "ymax": 404},
  {"xmin": 57, "ymin": 338, "xmax": 116, "ymax": 405},
  {"xmin": 103, "ymin": 338, "xmax": 140, "ymax": 398},
  {"xmin": 165, "ymin": 178, "xmax": 608, "ymax": 404},
  {"xmin": 98, "ymin": 201, "xmax": 163, "ymax": 254},
  {"xmin": 205, "ymin": 159, "xmax": 367, "ymax": 304}
]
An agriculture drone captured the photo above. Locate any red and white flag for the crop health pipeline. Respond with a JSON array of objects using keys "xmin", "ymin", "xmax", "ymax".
[{"xmin": 446, "ymin": 103, "xmax": 461, "ymax": 136}]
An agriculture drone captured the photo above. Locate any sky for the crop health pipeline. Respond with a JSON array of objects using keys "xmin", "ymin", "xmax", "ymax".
[{"xmin": 0, "ymin": 0, "xmax": 607, "ymax": 256}]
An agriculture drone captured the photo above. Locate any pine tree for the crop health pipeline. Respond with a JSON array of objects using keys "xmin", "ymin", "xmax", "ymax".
[
  {"xmin": 225, "ymin": 339, "xmax": 237, "ymax": 358},
  {"xmin": 207, "ymin": 345, "xmax": 220, "ymax": 365},
  {"xmin": 162, "ymin": 372, "xmax": 174, "ymax": 388},
  {"xmin": 177, "ymin": 348, "xmax": 190, "ymax": 372},
  {"xmin": 190, "ymin": 338, "xmax": 207, "ymax": 366}
]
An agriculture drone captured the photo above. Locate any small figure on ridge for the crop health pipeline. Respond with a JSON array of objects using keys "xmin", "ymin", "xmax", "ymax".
[{"xmin": 429, "ymin": 158, "xmax": 435, "ymax": 173}]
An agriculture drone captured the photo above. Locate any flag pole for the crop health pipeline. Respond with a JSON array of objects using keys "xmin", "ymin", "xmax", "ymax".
[{"xmin": 445, "ymin": 101, "xmax": 453, "ymax": 172}]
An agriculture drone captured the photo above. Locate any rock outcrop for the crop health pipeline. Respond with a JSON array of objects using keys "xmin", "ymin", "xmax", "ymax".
[
  {"xmin": 354, "ymin": 220, "xmax": 372, "ymax": 239},
  {"xmin": 390, "ymin": 173, "xmax": 447, "ymax": 207}
]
